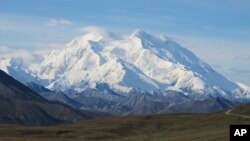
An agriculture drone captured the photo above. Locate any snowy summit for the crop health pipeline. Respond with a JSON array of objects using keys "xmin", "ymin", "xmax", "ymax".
[
  {"xmin": 19, "ymin": 28, "xmax": 249, "ymax": 102},
  {"xmin": 1, "ymin": 28, "xmax": 250, "ymax": 113}
]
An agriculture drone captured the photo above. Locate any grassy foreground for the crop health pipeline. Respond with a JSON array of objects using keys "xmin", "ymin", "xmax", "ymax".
[{"xmin": 0, "ymin": 106, "xmax": 250, "ymax": 141}]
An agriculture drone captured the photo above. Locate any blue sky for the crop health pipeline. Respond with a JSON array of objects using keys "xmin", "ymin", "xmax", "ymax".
[{"xmin": 0, "ymin": 0, "xmax": 250, "ymax": 85}]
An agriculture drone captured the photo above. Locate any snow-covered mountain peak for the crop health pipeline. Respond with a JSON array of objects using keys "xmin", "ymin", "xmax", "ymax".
[
  {"xmin": 0, "ymin": 57, "xmax": 27, "ymax": 71},
  {"xmin": 130, "ymin": 29, "xmax": 149, "ymax": 38},
  {"xmin": 0, "ymin": 58, "xmax": 42, "ymax": 85},
  {"xmin": 80, "ymin": 30, "xmax": 108, "ymax": 42},
  {"xmin": 78, "ymin": 27, "xmax": 120, "ymax": 43},
  {"xmin": 2, "ymin": 28, "xmax": 249, "ymax": 102},
  {"xmin": 236, "ymin": 82, "xmax": 250, "ymax": 92},
  {"xmin": 0, "ymin": 58, "xmax": 11, "ymax": 73}
]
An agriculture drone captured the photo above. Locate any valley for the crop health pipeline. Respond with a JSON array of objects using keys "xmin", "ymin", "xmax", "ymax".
[{"xmin": 1, "ymin": 103, "xmax": 250, "ymax": 141}]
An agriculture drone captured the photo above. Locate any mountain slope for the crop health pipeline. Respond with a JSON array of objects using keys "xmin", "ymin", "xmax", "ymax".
[
  {"xmin": 0, "ymin": 70, "xmax": 104, "ymax": 125},
  {"xmin": 27, "ymin": 82, "xmax": 83, "ymax": 108},
  {"xmin": 231, "ymin": 103, "xmax": 250, "ymax": 116}
]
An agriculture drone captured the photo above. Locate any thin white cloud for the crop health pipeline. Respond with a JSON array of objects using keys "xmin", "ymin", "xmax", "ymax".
[
  {"xmin": 235, "ymin": 55, "xmax": 250, "ymax": 61},
  {"xmin": 80, "ymin": 26, "xmax": 106, "ymax": 33},
  {"xmin": 0, "ymin": 42, "xmax": 70, "ymax": 66},
  {"xmin": 46, "ymin": 18, "xmax": 73, "ymax": 26},
  {"xmin": 0, "ymin": 45, "xmax": 10, "ymax": 52},
  {"xmin": 0, "ymin": 16, "xmax": 39, "ymax": 32},
  {"xmin": 0, "ymin": 45, "xmax": 43, "ymax": 64},
  {"xmin": 33, "ymin": 42, "xmax": 66, "ymax": 55},
  {"xmin": 230, "ymin": 67, "xmax": 250, "ymax": 74}
]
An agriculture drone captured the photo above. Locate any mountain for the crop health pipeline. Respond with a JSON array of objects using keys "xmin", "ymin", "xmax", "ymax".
[
  {"xmin": 1, "ymin": 28, "xmax": 250, "ymax": 115},
  {"xmin": 231, "ymin": 102, "xmax": 250, "ymax": 116},
  {"xmin": 0, "ymin": 58, "xmax": 42, "ymax": 86},
  {"xmin": 0, "ymin": 70, "xmax": 104, "ymax": 125},
  {"xmin": 27, "ymin": 82, "xmax": 83, "ymax": 108}
]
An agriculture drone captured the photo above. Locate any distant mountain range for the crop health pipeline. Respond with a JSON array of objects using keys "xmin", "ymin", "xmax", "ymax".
[
  {"xmin": 0, "ymin": 70, "xmax": 104, "ymax": 125},
  {"xmin": 1, "ymin": 29, "xmax": 250, "ymax": 115}
]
